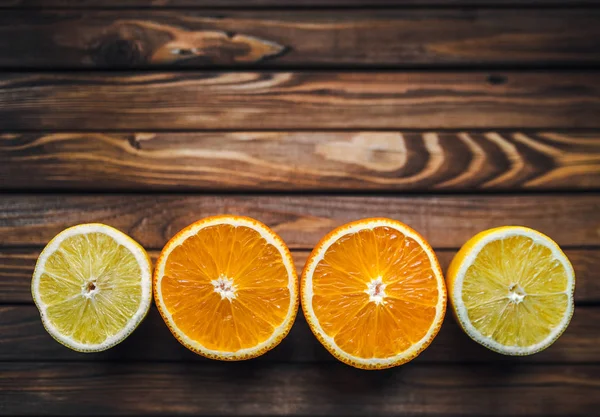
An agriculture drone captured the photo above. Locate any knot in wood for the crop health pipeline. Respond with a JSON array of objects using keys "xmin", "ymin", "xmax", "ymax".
[
  {"xmin": 94, "ymin": 38, "xmax": 144, "ymax": 67},
  {"xmin": 487, "ymin": 74, "xmax": 507, "ymax": 86}
]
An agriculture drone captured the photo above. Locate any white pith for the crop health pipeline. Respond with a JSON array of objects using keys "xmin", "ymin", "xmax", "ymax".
[
  {"xmin": 155, "ymin": 217, "xmax": 297, "ymax": 358},
  {"xmin": 303, "ymin": 219, "xmax": 447, "ymax": 367},
  {"xmin": 365, "ymin": 277, "xmax": 387, "ymax": 305},
  {"xmin": 31, "ymin": 224, "xmax": 152, "ymax": 352},
  {"xmin": 212, "ymin": 276, "xmax": 237, "ymax": 301},
  {"xmin": 453, "ymin": 227, "xmax": 575, "ymax": 355},
  {"xmin": 507, "ymin": 283, "xmax": 526, "ymax": 304}
]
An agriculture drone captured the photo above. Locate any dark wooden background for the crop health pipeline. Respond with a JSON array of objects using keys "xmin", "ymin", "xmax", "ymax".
[{"xmin": 0, "ymin": 0, "xmax": 599, "ymax": 415}]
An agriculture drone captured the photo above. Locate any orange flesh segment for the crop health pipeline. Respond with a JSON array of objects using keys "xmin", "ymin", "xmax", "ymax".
[
  {"xmin": 311, "ymin": 226, "xmax": 438, "ymax": 359},
  {"xmin": 160, "ymin": 224, "xmax": 291, "ymax": 352}
]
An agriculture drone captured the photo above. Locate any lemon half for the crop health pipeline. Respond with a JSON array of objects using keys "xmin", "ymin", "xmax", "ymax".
[
  {"xmin": 32, "ymin": 224, "xmax": 152, "ymax": 352},
  {"xmin": 447, "ymin": 226, "xmax": 575, "ymax": 355}
]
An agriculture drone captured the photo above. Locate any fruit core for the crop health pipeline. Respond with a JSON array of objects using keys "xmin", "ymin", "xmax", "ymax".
[
  {"xmin": 365, "ymin": 277, "xmax": 387, "ymax": 305},
  {"xmin": 508, "ymin": 283, "xmax": 526, "ymax": 304},
  {"xmin": 82, "ymin": 279, "xmax": 98, "ymax": 298},
  {"xmin": 212, "ymin": 276, "xmax": 237, "ymax": 301}
]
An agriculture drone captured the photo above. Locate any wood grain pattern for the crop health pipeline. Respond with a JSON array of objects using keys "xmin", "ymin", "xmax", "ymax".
[
  {"xmin": 1, "ymin": 305, "xmax": 598, "ymax": 363},
  {"xmin": 0, "ymin": 72, "xmax": 598, "ymax": 130},
  {"xmin": 4, "ymin": 0, "xmax": 600, "ymax": 6},
  {"xmin": 1, "ymin": 194, "xmax": 599, "ymax": 249},
  {"xmin": 0, "ymin": 362, "xmax": 597, "ymax": 416},
  {"xmin": 2, "ymin": 248, "xmax": 599, "ymax": 303},
  {"xmin": 1, "ymin": 10, "xmax": 599, "ymax": 68},
  {"xmin": 0, "ymin": 1, "xmax": 597, "ymax": 416},
  {"xmin": 2, "ymin": 131, "xmax": 600, "ymax": 191}
]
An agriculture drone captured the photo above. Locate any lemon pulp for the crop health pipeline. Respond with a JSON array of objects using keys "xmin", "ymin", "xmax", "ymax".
[
  {"xmin": 33, "ymin": 226, "xmax": 151, "ymax": 351},
  {"xmin": 461, "ymin": 234, "xmax": 572, "ymax": 352}
]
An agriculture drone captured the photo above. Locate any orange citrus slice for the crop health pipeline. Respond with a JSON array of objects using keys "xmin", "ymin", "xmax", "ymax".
[
  {"xmin": 447, "ymin": 226, "xmax": 575, "ymax": 355},
  {"xmin": 301, "ymin": 218, "xmax": 447, "ymax": 369},
  {"xmin": 154, "ymin": 215, "xmax": 298, "ymax": 360}
]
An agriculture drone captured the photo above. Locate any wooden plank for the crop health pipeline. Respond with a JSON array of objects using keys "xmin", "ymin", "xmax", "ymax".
[
  {"xmin": 2, "ymin": 131, "xmax": 600, "ymax": 191},
  {"xmin": 1, "ymin": 305, "xmax": 597, "ymax": 363},
  {"xmin": 2, "ymin": 248, "xmax": 598, "ymax": 304},
  {"xmin": 0, "ymin": 195, "xmax": 598, "ymax": 249},
  {"xmin": 0, "ymin": 72, "xmax": 598, "ymax": 130},
  {"xmin": 0, "ymin": 249, "xmax": 310, "ymax": 305},
  {"xmin": 1, "ymin": 10, "xmax": 599, "ymax": 68},
  {"xmin": 0, "ymin": 362, "xmax": 596, "ymax": 416},
  {"xmin": 4, "ymin": 0, "xmax": 600, "ymax": 7}
]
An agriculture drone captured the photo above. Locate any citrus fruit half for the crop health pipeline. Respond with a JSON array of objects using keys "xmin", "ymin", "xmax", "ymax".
[
  {"xmin": 446, "ymin": 226, "xmax": 575, "ymax": 355},
  {"xmin": 154, "ymin": 215, "xmax": 298, "ymax": 360},
  {"xmin": 32, "ymin": 223, "xmax": 152, "ymax": 352},
  {"xmin": 301, "ymin": 218, "xmax": 447, "ymax": 369}
]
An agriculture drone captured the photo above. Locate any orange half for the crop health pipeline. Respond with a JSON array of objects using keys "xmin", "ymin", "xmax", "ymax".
[
  {"xmin": 154, "ymin": 215, "xmax": 298, "ymax": 360},
  {"xmin": 301, "ymin": 218, "xmax": 446, "ymax": 369}
]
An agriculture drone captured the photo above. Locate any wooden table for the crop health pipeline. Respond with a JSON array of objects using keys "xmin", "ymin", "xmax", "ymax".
[{"xmin": 0, "ymin": 1, "xmax": 599, "ymax": 416}]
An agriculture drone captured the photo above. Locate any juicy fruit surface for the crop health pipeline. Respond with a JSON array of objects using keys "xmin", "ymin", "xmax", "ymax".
[
  {"xmin": 461, "ymin": 234, "xmax": 571, "ymax": 349},
  {"xmin": 307, "ymin": 224, "xmax": 443, "ymax": 363},
  {"xmin": 159, "ymin": 223, "xmax": 293, "ymax": 353},
  {"xmin": 36, "ymin": 231, "xmax": 145, "ymax": 347}
]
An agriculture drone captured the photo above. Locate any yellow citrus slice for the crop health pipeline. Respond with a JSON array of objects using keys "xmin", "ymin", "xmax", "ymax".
[
  {"xmin": 301, "ymin": 218, "xmax": 447, "ymax": 369},
  {"xmin": 32, "ymin": 224, "xmax": 152, "ymax": 352},
  {"xmin": 154, "ymin": 215, "xmax": 298, "ymax": 360},
  {"xmin": 447, "ymin": 226, "xmax": 575, "ymax": 355}
]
